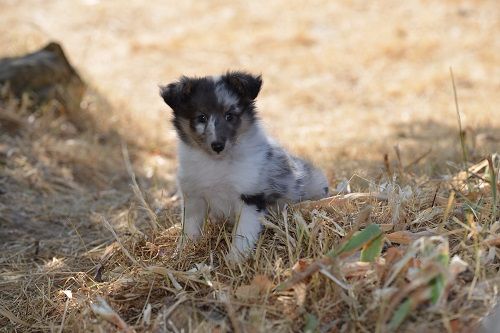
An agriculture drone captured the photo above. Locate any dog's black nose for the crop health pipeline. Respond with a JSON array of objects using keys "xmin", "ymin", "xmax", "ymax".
[{"xmin": 211, "ymin": 142, "xmax": 225, "ymax": 153}]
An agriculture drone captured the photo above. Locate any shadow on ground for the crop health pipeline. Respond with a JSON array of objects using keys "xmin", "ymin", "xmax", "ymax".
[{"xmin": 0, "ymin": 85, "xmax": 175, "ymax": 262}]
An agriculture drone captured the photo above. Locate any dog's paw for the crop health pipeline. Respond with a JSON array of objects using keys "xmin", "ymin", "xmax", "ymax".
[
  {"xmin": 226, "ymin": 247, "xmax": 247, "ymax": 265},
  {"xmin": 183, "ymin": 226, "xmax": 202, "ymax": 241}
]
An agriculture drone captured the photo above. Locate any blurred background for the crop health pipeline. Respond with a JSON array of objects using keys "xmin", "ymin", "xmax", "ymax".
[{"xmin": 1, "ymin": 0, "xmax": 499, "ymax": 179}]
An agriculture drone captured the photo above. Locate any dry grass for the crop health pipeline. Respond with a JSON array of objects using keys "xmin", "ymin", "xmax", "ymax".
[
  {"xmin": 1, "ymin": 0, "xmax": 499, "ymax": 332},
  {"xmin": 0, "ymin": 93, "xmax": 498, "ymax": 332}
]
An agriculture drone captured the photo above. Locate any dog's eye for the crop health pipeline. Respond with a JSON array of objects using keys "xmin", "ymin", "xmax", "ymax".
[
  {"xmin": 224, "ymin": 112, "xmax": 234, "ymax": 122},
  {"xmin": 196, "ymin": 114, "xmax": 207, "ymax": 123}
]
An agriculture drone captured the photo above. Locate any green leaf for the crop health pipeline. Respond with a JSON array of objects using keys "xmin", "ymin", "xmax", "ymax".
[
  {"xmin": 303, "ymin": 313, "xmax": 319, "ymax": 333},
  {"xmin": 436, "ymin": 253, "xmax": 449, "ymax": 267},
  {"xmin": 430, "ymin": 275, "xmax": 445, "ymax": 304},
  {"xmin": 328, "ymin": 224, "xmax": 382, "ymax": 258},
  {"xmin": 429, "ymin": 252, "xmax": 448, "ymax": 304},
  {"xmin": 388, "ymin": 298, "xmax": 412, "ymax": 331},
  {"xmin": 360, "ymin": 234, "xmax": 384, "ymax": 262}
]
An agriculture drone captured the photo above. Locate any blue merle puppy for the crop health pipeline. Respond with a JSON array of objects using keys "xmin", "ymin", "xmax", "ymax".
[{"xmin": 160, "ymin": 71, "xmax": 329, "ymax": 262}]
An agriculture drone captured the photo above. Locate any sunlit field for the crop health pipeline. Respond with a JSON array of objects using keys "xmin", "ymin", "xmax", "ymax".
[{"xmin": 0, "ymin": 0, "xmax": 499, "ymax": 332}]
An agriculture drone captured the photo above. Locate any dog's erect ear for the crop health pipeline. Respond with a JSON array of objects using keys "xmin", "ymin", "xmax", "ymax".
[
  {"xmin": 222, "ymin": 71, "xmax": 262, "ymax": 100},
  {"xmin": 159, "ymin": 76, "xmax": 194, "ymax": 110}
]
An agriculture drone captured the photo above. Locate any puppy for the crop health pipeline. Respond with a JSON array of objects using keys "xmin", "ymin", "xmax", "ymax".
[{"xmin": 160, "ymin": 71, "xmax": 328, "ymax": 262}]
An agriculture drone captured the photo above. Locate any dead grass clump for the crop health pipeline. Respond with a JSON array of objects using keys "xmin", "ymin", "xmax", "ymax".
[{"xmin": 94, "ymin": 153, "xmax": 498, "ymax": 332}]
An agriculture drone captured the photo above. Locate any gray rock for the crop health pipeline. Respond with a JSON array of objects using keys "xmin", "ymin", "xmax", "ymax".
[{"xmin": 0, "ymin": 42, "xmax": 87, "ymax": 128}]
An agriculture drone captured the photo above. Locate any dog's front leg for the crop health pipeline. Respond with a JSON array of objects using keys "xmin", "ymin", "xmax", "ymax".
[
  {"xmin": 227, "ymin": 203, "xmax": 264, "ymax": 263},
  {"xmin": 181, "ymin": 194, "xmax": 207, "ymax": 241}
]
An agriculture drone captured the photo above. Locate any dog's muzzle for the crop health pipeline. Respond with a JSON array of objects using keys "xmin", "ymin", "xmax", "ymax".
[{"xmin": 211, "ymin": 141, "xmax": 225, "ymax": 154}]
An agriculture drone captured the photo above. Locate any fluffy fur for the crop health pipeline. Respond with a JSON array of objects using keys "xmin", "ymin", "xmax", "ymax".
[{"xmin": 160, "ymin": 71, "xmax": 329, "ymax": 262}]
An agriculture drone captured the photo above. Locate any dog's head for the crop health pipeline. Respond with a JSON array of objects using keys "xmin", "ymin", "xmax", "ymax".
[{"xmin": 160, "ymin": 71, "xmax": 262, "ymax": 157}]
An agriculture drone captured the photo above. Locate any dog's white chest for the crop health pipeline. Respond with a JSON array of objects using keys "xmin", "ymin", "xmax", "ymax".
[{"xmin": 177, "ymin": 144, "xmax": 261, "ymax": 218}]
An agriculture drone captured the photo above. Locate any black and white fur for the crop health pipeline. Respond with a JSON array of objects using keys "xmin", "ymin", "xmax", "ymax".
[{"xmin": 160, "ymin": 71, "xmax": 328, "ymax": 262}]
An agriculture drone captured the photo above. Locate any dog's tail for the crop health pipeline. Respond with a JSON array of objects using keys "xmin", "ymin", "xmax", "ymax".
[{"xmin": 304, "ymin": 166, "xmax": 329, "ymax": 200}]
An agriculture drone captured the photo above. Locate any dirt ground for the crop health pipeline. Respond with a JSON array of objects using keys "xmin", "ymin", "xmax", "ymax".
[{"xmin": 0, "ymin": 0, "xmax": 499, "ymax": 332}]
